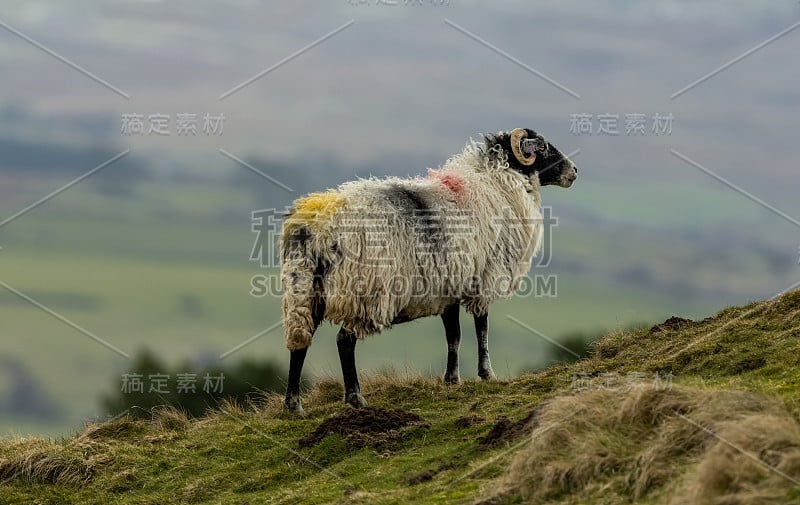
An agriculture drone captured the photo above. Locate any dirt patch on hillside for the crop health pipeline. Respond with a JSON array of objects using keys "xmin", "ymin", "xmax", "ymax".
[
  {"xmin": 299, "ymin": 407, "xmax": 428, "ymax": 448},
  {"xmin": 479, "ymin": 408, "xmax": 540, "ymax": 446},
  {"xmin": 650, "ymin": 316, "xmax": 693, "ymax": 334}
]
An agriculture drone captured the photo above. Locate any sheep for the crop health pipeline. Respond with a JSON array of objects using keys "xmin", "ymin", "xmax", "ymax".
[{"xmin": 281, "ymin": 128, "xmax": 577, "ymax": 412}]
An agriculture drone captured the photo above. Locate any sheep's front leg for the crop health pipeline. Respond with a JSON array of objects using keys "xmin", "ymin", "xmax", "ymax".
[
  {"xmin": 337, "ymin": 328, "xmax": 368, "ymax": 408},
  {"xmin": 441, "ymin": 303, "xmax": 461, "ymax": 384},
  {"xmin": 284, "ymin": 347, "xmax": 308, "ymax": 413},
  {"xmin": 474, "ymin": 313, "xmax": 497, "ymax": 381}
]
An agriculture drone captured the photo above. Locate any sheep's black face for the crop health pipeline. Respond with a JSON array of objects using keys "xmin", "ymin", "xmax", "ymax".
[
  {"xmin": 528, "ymin": 135, "xmax": 577, "ymax": 188},
  {"xmin": 487, "ymin": 129, "xmax": 577, "ymax": 188}
]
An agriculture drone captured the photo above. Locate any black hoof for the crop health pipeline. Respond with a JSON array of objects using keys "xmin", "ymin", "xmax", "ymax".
[
  {"xmin": 345, "ymin": 392, "xmax": 368, "ymax": 408},
  {"xmin": 444, "ymin": 374, "xmax": 461, "ymax": 385},
  {"xmin": 284, "ymin": 394, "xmax": 305, "ymax": 414},
  {"xmin": 478, "ymin": 369, "xmax": 497, "ymax": 381}
]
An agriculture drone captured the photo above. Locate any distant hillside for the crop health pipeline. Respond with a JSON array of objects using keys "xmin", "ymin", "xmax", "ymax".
[{"xmin": 2, "ymin": 290, "xmax": 800, "ymax": 504}]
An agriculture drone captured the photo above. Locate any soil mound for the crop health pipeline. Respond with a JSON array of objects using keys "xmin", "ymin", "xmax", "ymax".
[
  {"xmin": 650, "ymin": 316, "xmax": 693, "ymax": 334},
  {"xmin": 299, "ymin": 407, "xmax": 427, "ymax": 448}
]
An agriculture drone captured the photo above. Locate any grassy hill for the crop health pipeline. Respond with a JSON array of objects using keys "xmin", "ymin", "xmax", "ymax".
[{"xmin": 2, "ymin": 290, "xmax": 800, "ymax": 504}]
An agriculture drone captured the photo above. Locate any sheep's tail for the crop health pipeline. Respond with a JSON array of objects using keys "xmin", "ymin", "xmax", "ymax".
[
  {"xmin": 280, "ymin": 191, "xmax": 346, "ymax": 350},
  {"xmin": 280, "ymin": 225, "xmax": 327, "ymax": 351}
]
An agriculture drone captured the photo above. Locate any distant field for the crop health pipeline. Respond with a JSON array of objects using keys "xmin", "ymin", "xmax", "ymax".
[{"xmin": 0, "ymin": 248, "xmax": 716, "ymax": 438}]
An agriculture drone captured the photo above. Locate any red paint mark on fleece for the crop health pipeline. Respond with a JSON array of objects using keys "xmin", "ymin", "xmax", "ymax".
[{"xmin": 428, "ymin": 169, "xmax": 466, "ymax": 195}]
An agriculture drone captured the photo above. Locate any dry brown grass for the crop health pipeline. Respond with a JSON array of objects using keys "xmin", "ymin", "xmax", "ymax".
[
  {"xmin": 486, "ymin": 384, "xmax": 800, "ymax": 504},
  {"xmin": 303, "ymin": 370, "xmax": 441, "ymax": 411},
  {"xmin": 0, "ymin": 437, "xmax": 104, "ymax": 487},
  {"xmin": 673, "ymin": 413, "xmax": 800, "ymax": 505},
  {"xmin": 305, "ymin": 377, "xmax": 346, "ymax": 407},
  {"xmin": 150, "ymin": 406, "xmax": 191, "ymax": 432},
  {"xmin": 0, "ymin": 408, "xmax": 190, "ymax": 488}
]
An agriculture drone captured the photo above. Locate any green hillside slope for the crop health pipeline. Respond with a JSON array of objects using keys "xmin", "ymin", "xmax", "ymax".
[{"xmin": 2, "ymin": 289, "xmax": 800, "ymax": 505}]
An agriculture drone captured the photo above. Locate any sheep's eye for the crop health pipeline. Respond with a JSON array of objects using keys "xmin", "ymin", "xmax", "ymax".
[{"xmin": 522, "ymin": 140, "xmax": 538, "ymax": 156}]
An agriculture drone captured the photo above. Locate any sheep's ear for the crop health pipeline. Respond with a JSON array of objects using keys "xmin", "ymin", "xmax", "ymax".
[{"xmin": 510, "ymin": 128, "xmax": 536, "ymax": 166}]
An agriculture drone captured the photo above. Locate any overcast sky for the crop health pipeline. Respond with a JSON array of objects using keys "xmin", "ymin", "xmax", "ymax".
[{"xmin": 0, "ymin": 0, "xmax": 798, "ymax": 197}]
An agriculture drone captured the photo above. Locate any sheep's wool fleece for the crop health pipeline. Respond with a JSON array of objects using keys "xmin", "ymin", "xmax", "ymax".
[{"xmin": 281, "ymin": 142, "xmax": 543, "ymax": 350}]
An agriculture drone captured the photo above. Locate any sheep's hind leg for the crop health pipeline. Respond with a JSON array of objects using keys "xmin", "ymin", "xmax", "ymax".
[
  {"xmin": 284, "ymin": 347, "xmax": 308, "ymax": 413},
  {"xmin": 337, "ymin": 327, "xmax": 368, "ymax": 408},
  {"xmin": 474, "ymin": 313, "xmax": 497, "ymax": 381},
  {"xmin": 441, "ymin": 303, "xmax": 461, "ymax": 384}
]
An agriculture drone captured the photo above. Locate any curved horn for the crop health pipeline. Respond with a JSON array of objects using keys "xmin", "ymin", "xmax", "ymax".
[{"xmin": 510, "ymin": 128, "xmax": 536, "ymax": 166}]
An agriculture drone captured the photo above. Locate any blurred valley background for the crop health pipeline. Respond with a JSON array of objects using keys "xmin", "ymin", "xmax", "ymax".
[{"xmin": 1, "ymin": 0, "xmax": 798, "ymax": 437}]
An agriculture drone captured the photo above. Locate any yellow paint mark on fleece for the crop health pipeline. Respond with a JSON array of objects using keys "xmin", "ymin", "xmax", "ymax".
[{"xmin": 283, "ymin": 190, "xmax": 345, "ymax": 236}]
